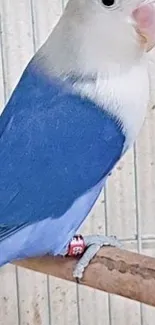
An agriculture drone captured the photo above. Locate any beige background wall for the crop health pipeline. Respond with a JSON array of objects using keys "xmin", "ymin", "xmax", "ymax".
[{"xmin": 0, "ymin": 1, "xmax": 155, "ymax": 324}]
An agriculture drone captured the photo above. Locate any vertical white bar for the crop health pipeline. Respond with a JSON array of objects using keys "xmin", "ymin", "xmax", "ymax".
[{"xmin": 105, "ymin": 149, "xmax": 141, "ymax": 325}]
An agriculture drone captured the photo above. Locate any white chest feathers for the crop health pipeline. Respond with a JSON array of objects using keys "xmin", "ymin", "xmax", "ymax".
[{"xmin": 73, "ymin": 61, "xmax": 150, "ymax": 149}]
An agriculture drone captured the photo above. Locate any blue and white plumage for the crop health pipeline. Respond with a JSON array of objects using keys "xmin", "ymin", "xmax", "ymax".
[{"xmin": 0, "ymin": 0, "xmax": 154, "ymax": 277}]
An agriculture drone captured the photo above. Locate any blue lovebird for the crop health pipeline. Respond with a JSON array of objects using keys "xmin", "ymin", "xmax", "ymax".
[{"xmin": 1, "ymin": 0, "xmax": 155, "ymax": 279}]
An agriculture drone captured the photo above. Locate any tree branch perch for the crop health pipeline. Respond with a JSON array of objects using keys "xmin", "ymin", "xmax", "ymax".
[{"xmin": 13, "ymin": 247, "xmax": 155, "ymax": 307}]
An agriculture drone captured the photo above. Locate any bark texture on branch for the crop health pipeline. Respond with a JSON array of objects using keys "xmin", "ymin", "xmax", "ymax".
[{"xmin": 13, "ymin": 247, "xmax": 155, "ymax": 307}]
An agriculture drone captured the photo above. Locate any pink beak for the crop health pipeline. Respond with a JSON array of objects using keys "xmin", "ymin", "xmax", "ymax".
[{"xmin": 132, "ymin": 2, "xmax": 155, "ymax": 52}]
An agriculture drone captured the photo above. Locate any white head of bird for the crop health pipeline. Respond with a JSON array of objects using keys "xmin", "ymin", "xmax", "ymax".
[
  {"xmin": 36, "ymin": 0, "xmax": 155, "ymax": 146},
  {"xmin": 39, "ymin": 0, "xmax": 155, "ymax": 76}
]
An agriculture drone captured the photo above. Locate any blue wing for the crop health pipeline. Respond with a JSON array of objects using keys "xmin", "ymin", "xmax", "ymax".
[{"xmin": 0, "ymin": 63, "xmax": 125, "ymax": 264}]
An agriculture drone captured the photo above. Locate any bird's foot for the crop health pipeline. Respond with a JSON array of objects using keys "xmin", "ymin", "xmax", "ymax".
[{"xmin": 66, "ymin": 234, "xmax": 122, "ymax": 279}]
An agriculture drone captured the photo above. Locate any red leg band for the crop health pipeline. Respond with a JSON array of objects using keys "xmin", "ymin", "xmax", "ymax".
[{"xmin": 67, "ymin": 235, "xmax": 86, "ymax": 256}]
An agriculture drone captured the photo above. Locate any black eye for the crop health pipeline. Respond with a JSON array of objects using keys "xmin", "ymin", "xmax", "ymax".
[{"xmin": 101, "ymin": 0, "xmax": 115, "ymax": 6}]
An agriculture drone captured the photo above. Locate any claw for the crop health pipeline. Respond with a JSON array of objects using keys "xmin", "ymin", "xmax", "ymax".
[{"xmin": 66, "ymin": 234, "xmax": 122, "ymax": 280}]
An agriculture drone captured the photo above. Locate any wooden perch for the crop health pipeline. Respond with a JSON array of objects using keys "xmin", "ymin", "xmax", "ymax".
[{"xmin": 13, "ymin": 247, "xmax": 155, "ymax": 307}]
